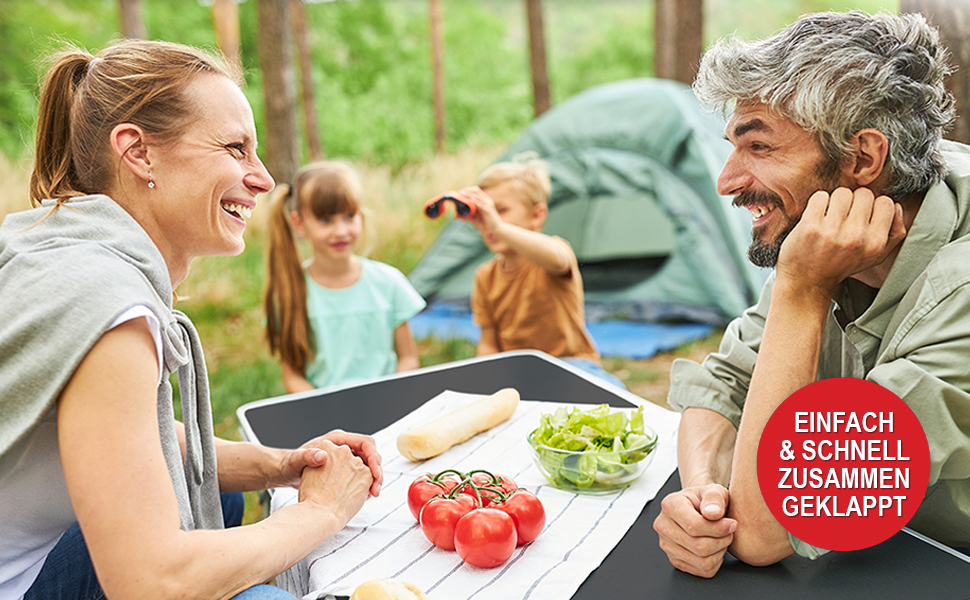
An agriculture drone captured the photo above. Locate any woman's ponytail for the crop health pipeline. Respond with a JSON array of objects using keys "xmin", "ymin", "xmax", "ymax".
[
  {"xmin": 263, "ymin": 184, "xmax": 313, "ymax": 372},
  {"xmin": 29, "ymin": 50, "xmax": 92, "ymax": 205},
  {"xmin": 30, "ymin": 40, "xmax": 236, "ymax": 206}
]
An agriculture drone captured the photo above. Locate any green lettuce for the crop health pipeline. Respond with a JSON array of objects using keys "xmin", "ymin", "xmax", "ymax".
[{"xmin": 529, "ymin": 404, "xmax": 657, "ymax": 489}]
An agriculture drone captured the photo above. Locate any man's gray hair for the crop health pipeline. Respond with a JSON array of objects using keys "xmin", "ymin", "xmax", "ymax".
[{"xmin": 694, "ymin": 11, "xmax": 955, "ymax": 199}]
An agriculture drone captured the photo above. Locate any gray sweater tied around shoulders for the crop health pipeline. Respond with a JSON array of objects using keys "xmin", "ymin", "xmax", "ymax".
[{"xmin": 0, "ymin": 195, "xmax": 223, "ymax": 530}]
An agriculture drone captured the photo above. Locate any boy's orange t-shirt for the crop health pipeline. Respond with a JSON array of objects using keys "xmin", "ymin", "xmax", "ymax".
[{"xmin": 471, "ymin": 246, "xmax": 599, "ymax": 360}]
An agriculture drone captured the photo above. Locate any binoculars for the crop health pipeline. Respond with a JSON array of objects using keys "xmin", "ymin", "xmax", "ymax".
[{"xmin": 423, "ymin": 193, "xmax": 477, "ymax": 220}]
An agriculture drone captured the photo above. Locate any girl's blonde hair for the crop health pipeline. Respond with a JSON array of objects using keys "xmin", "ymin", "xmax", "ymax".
[
  {"xmin": 263, "ymin": 161, "xmax": 367, "ymax": 372},
  {"xmin": 475, "ymin": 153, "xmax": 551, "ymax": 207},
  {"xmin": 31, "ymin": 39, "xmax": 238, "ymax": 205}
]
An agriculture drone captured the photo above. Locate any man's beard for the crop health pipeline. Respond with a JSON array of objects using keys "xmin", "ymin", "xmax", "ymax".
[
  {"xmin": 734, "ymin": 158, "xmax": 843, "ymax": 268},
  {"xmin": 733, "ymin": 189, "xmax": 797, "ymax": 268}
]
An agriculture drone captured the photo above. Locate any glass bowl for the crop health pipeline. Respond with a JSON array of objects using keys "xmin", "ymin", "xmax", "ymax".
[{"xmin": 526, "ymin": 427, "xmax": 658, "ymax": 495}]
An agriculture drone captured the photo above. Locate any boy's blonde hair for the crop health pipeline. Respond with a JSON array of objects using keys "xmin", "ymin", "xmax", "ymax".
[{"xmin": 475, "ymin": 153, "xmax": 551, "ymax": 207}]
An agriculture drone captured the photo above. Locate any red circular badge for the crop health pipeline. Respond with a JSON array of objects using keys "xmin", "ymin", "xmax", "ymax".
[{"xmin": 757, "ymin": 378, "xmax": 930, "ymax": 551}]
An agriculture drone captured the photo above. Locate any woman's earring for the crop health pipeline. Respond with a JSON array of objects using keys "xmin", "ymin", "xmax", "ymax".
[{"xmin": 147, "ymin": 173, "xmax": 155, "ymax": 189}]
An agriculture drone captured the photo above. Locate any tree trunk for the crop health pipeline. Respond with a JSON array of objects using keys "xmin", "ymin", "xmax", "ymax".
[
  {"xmin": 118, "ymin": 0, "xmax": 146, "ymax": 40},
  {"xmin": 901, "ymin": 0, "xmax": 970, "ymax": 145},
  {"xmin": 526, "ymin": 0, "xmax": 551, "ymax": 117},
  {"xmin": 211, "ymin": 0, "xmax": 242, "ymax": 76},
  {"xmin": 654, "ymin": 0, "xmax": 703, "ymax": 85},
  {"xmin": 428, "ymin": 0, "xmax": 446, "ymax": 153},
  {"xmin": 257, "ymin": 0, "xmax": 300, "ymax": 184},
  {"xmin": 291, "ymin": 0, "xmax": 325, "ymax": 161}
]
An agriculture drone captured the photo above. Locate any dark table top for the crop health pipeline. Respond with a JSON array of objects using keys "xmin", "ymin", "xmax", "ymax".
[{"xmin": 238, "ymin": 351, "xmax": 970, "ymax": 600}]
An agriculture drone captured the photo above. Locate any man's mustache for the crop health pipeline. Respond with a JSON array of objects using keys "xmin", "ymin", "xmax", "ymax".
[{"xmin": 732, "ymin": 189, "xmax": 785, "ymax": 211}]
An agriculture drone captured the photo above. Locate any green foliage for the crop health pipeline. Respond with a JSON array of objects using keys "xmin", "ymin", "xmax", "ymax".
[
  {"xmin": 185, "ymin": 235, "xmax": 267, "ymax": 316},
  {"xmin": 439, "ymin": 1, "xmax": 534, "ymax": 152},
  {"xmin": 705, "ymin": 0, "xmax": 898, "ymax": 42},
  {"xmin": 0, "ymin": 0, "xmax": 220, "ymax": 158},
  {"xmin": 144, "ymin": 1, "xmax": 219, "ymax": 49},
  {"xmin": 551, "ymin": 5, "xmax": 653, "ymax": 101},
  {"xmin": 291, "ymin": 0, "xmax": 532, "ymax": 168},
  {"xmin": 0, "ymin": 0, "xmax": 901, "ymax": 165},
  {"xmin": 0, "ymin": 0, "xmax": 654, "ymax": 164},
  {"xmin": 0, "ymin": 0, "xmax": 112, "ymax": 156},
  {"xmin": 370, "ymin": 229, "xmax": 437, "ymax": 275}
]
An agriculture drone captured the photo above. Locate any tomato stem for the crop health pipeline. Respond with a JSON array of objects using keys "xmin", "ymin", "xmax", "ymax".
[
  {"xmin": 476, "ymin": 486, "xmax": 509, "ymax": 504},
  {"xmin": 444, "ymin": 478, "xmax": 473, "ymax": 499},
  {"xmin": 464, "ymin": 468, "xmax": 501, "ymax": 485},
  {"xmin": 432, "ymin": 468, "xmax": 465, "ymax": 483}
]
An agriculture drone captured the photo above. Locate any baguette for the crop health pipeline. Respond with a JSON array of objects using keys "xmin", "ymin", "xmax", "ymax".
[{"xmin": 397, "ymin": 388, "xmax": 520, "ymax": 461}]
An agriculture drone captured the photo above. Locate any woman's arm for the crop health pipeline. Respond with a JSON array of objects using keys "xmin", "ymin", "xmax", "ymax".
[
  {"xmin": 59, "ymin": 318, "xmax": 373, "ymax": 600},
  {"xmin": 393, "ymin": 321, "xmax": 420, "ymax": 373},
  {"xmin": 212, "ymin": 434, "xmax": 384, "ymax": 495}
]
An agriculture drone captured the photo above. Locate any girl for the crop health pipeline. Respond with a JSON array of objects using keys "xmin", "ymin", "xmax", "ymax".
[{"xmin": 265, "ymin": 162, "xmax": 426, "ymax": 393}]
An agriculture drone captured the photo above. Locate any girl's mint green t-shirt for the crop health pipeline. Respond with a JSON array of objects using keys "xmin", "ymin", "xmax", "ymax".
[{"xmin": 304, "ymin": 257, "xmax": 426, "ymax": 389}]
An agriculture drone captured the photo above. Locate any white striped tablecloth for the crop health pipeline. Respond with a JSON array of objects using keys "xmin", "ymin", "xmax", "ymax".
[{"xmin": 271, "ymin": 390, "xmax": 680, "ymax": 600}]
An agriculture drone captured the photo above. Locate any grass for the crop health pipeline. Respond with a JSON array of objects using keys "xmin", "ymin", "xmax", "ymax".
[
  {"xmin": 1, "ymin": 144, "xmax": 722, "ymax": 526},
  {"xmin": 417, "ymin": 335, "xmax": 479, "ymax": 367},
  {"xmin": 0, "ymin": 143, "xmax": 723, "ymax": 429}
]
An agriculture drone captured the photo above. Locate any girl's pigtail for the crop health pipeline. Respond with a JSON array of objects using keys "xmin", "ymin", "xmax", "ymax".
[
  {"xmin": 263, "ymin": 184, "xmax": 313, "ymax": 372},
  {"xmin": 30, "ymin": 50, "xmax": 92, "ymax": 205}
]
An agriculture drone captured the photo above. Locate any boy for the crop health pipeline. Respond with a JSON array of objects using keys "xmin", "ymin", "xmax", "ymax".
[{"xmin": 458, "ymin": 157, "xmax": 623, "ymax": 388}]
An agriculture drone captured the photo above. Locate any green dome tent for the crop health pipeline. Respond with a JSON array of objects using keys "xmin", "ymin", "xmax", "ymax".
[{"xmin": 409, "ymin": 78, "xmax": 768, "ymax": 325}]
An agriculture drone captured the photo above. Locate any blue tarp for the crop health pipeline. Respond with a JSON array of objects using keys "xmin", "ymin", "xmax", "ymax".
[{"xmin": 409, "ymin": 303, "xmax": 713, "ymax": 360}]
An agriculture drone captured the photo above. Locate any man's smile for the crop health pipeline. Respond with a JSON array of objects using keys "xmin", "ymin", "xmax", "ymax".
[{"xmin": 733, "ymin": 190, "xmax": 787, "ymax": 230}]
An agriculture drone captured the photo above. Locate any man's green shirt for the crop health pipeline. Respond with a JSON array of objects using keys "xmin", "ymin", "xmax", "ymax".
[{"xmin": 670, "ymin": 141, "xmax": 970, "ymax": 554}]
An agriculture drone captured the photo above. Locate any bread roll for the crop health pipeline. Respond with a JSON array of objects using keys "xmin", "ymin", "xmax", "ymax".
[
  {"xmin": 397, "ymin": 388, "xmax": 520, "ymax": 461},
  {"xmin": 350, "ymin": 578, "xmax": 428, "ymax": 600}
]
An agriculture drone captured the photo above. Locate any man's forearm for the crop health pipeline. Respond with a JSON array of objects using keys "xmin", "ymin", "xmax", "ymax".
[
  {"xmin": 677, "ymin": 407, "xmax": 737, "ymax": 489},
  {"xmin": 727, "ymin": 275, "xmax": 829, "ymax": 564},
  {"xmin": 654, "ymin": 406, "xmax": 739, "ymax": 579}
]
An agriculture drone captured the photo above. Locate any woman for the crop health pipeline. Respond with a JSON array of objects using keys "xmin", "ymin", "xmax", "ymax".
[{"xmin": 0, "ymin": 40, "xmax": 382, "ymax": 600}]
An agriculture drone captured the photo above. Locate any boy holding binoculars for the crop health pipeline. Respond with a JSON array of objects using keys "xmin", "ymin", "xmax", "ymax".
[{"xmin": 443, "ymin": 155, "xmax": 624, "ymax": 388}]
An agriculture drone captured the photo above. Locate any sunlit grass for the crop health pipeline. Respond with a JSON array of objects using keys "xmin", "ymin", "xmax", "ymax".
[{"xmin": 3, "ymin": 144, "xmax": 720, "ymax": 441}]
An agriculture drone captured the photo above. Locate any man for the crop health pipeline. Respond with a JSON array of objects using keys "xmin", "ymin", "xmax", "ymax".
[{"xmin": 654, "ymin": 10, "xmax": 970, "ymax": 578}]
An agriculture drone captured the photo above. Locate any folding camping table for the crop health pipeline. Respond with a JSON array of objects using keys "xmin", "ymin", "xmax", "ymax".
[{"xmin": 237, "ymin": 350, "xmax": 970, "ymax": 599}]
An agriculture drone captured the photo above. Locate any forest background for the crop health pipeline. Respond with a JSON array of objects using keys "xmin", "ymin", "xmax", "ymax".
[{"xmin": 0, "ymin": 0, "xmax": 894, "ymax": 446}]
